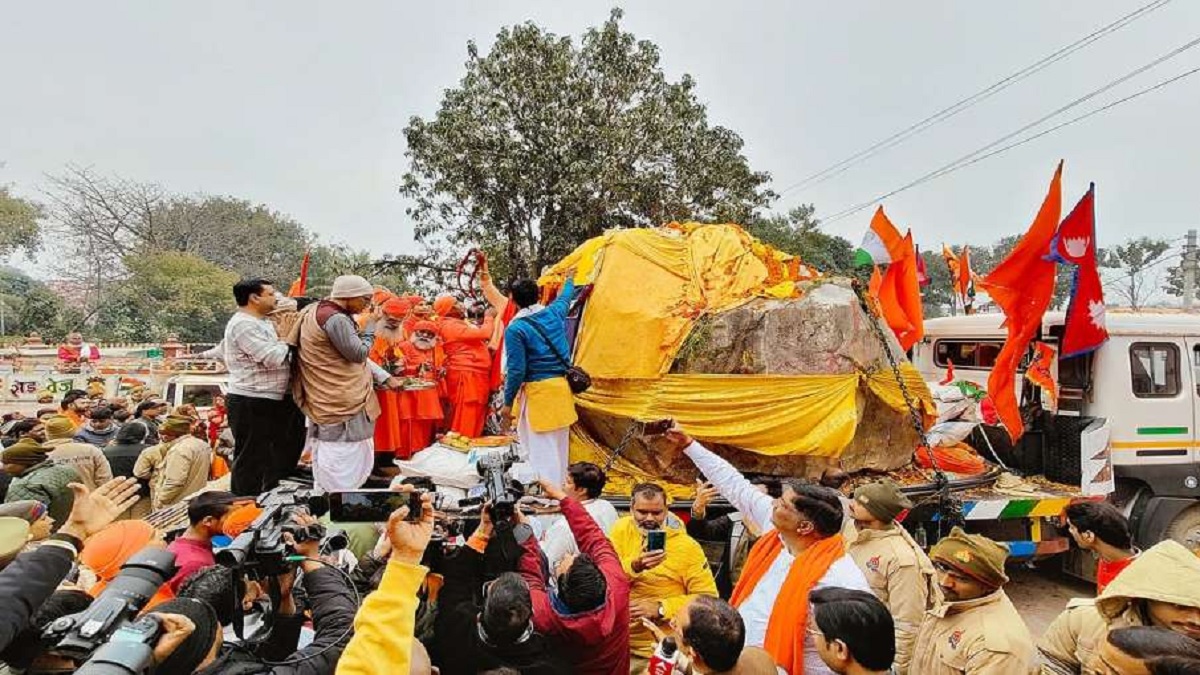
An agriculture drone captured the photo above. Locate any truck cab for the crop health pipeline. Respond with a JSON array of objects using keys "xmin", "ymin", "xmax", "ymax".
[
  {"xmin": 161, "ymin": 374, "xmax": 227, "ymax": 413},
  {"xmin": 914, "ymin": 311, "xmax": 1200, "ymax": 550}
]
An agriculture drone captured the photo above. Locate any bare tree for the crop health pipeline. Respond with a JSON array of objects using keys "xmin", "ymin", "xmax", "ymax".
[{"xmin": 1099, "ymin": 237, "xmax": 1173, "ymax": 310}]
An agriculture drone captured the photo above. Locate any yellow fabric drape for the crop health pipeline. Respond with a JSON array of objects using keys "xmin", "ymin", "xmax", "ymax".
[
  {"xmin": 539, "ymin": 223, "xmax": 933, "ymax": 471},
  {"xmin": 865, "ymin": 363, "xmax": 938, "ymax": 427},
  {"xmin": 568, "ymin": 426, "xmax": 696, "ymax": 501},
  {"xmin": 550, "ymin": 225, "xmax": 801, "ymax": 380},
  {"xmin": 576, "ymin": 374, "xmax": 860, "ymax": 457}
]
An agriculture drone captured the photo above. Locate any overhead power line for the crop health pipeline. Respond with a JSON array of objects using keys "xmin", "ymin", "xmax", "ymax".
[
  {"xmin": 777, "ymin": 0, "xmax": 1174, "ymax": 197},
  {"xmin": 820, "ymin": 38, "xmax": 1200, "ymax": 225}
]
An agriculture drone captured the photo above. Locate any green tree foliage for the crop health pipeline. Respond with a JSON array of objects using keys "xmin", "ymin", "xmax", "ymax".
[
  {"xmin": 400, "ymin": 8, "xmax": 775, "ymax": 279},
  {"xmin": 1098, "ymin": 236, "xmax": 1172, "ymax": 310},
  {"xmin": 0, "ymin": 186, "xmax": 43, "ymax": 258},
  {"xmin": 744, "ymin": 205, "xmax": 855, "ymax": 275},
  {"xmin": 91, "ymin": 251, "xmax": 238, "ymax": 342}
]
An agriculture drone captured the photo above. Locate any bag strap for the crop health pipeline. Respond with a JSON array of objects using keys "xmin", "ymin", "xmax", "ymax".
[{"xmin": 521, "ymin": 317, "xmax": 572, "ymax": 369}]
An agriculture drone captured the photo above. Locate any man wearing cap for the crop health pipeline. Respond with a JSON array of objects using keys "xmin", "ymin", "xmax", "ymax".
[
  {"xmin": 287, "ymin": 275, "xmax": 403, "ymax": 490},
  {"xmin": 43, "ymin": 415, "xmax": 113, "ymax": 490},
  {"xmin": 910, "ymin": 526, "xmax": 1035, "ymax": 674},
  {"xmin": 369, "ymin": 296, "xmax": 414, "ymax": 462},
  {"xmin": 133, "ymin": 415, "xmax": 212, "ymax": 510},
  {"xmin": 394, "ymin": 320, "xmax": 446, "ymax": 459},
  {"xmin": 846, "ymin": 480, "xmax": 936, "ymax": 675},
  {"xmin": 435, "ymin": 294, "xmax": 495, "ymax": 438},
  {"xmin": 2, "ymin": 419, "xmax": 81, "ymax": 529}
]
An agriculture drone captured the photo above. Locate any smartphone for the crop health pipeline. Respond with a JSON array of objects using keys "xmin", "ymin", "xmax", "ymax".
[
  {"xmin": 646, "ymin": 530, "xmax": 666, "ymax": 552},
  {"xmin": 641, "ymin": 419, "xmax": 674, "ymax": 437},
  {"xmin": 328, "ymin": 490, "xmax": 423, "ymax": 522}
]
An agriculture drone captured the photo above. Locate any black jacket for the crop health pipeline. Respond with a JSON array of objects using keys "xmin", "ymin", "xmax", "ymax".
[
  {"xmin": 435, "ymin": 530, "xmax": 569, "ymax": 675},
  {"xmin": 196, "ymin": 566, "xmax": 357, "ymax": 675},
  {"xmin": 686, "ymin": 512, "xmax": 736, "ymax": 598},
  {"xmin": 0, "ymin": 541, "xmax": 75, "ymax": 653}
]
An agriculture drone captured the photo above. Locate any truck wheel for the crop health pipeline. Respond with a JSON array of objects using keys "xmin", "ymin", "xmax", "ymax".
[{"xmin": 1166, "ymin": 505, "xmax": 1200, "ymax": 551}]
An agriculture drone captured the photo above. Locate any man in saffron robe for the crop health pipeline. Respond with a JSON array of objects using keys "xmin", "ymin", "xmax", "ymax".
[
  {"xmin": 395, "ymin": 320, "xmax": 445, "ymax": 457},
  {"xmin": 434, "ymin": 295, "xmax": 494, "ymax": 438},
  {"xmin": 369, "ymin": 296, "xmax": 414, "ymax": 464}
]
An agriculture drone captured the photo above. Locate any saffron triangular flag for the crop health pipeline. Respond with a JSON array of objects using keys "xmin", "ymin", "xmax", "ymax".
[
  {"xmin": 916, "ymin": 245, "xmax": 930, "ymax": 287},
  {"xmin": 1049, "ymin": 184, "xmax": 1108, "ymax": 358},
  {"xmin": 288, "ymin": 251, "xmax": 311, "ymax": 298},
  {"xmin": 875, "ymin": 231, "xmax": 925, "ymax": 351},
  {"xmin": 855, "ymin": 206, "xmax": 908, "ymax": 268},
  {"xmin": 977, "ymin": 161, "xmax": 1063, "ymax": 442}
]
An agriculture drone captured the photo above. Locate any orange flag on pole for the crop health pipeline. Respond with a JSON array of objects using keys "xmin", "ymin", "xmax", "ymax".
[
  {"xmin": 977, "ymin": 161, "xmax": 1063, "ymax": 442},
  {"xmin": 288, "ymin": 251, "xmax": 310, "ymax": 298},
  {"xmin": 875, "ymin": 231, "xmax": 925, "ymax": 351}
]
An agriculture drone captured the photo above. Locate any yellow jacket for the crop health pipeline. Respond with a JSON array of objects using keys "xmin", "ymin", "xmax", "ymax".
[
  {"xmin": 910, "ymin": 589, "xmax": 1035, "ymax": 674},
  {"xmin": 1039, "ymin": 540, "xmax": 1200, "ymax": 674},
  {"xmin": 847, "ymin": 524, "xmax": 937, "ymax": 674},
  {"xmin": 336, "ymin": 559, "xmax": 426, "ymax": 675},
  {"xmin": 610, "ymin": 515, "xmax": 718, "ymax": 658}
]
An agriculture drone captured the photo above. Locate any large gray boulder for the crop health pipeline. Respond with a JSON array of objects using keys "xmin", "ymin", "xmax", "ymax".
[{"xmin": 576, "ymin": 279, "xmax": 923, "ymax": 482}]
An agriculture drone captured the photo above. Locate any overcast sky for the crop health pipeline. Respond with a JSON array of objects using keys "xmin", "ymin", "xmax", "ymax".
[{"xmin": 2, "ymin": 1, "xmax": 1199, "ymax": 274}]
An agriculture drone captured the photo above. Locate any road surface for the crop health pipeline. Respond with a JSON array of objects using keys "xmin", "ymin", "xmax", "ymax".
[{"xmin": 1005, "ymin": 562, "xmax": 1095, "ymax": 637}]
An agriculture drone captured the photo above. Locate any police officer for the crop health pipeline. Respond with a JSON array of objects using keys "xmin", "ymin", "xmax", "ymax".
[
  {"xmin": 910, "ymin": 527, "xmax": 1035, "ymax": 674},
  {"xmin": 846, "ymin": 480, "xmax": 936, "ymax": 674}
]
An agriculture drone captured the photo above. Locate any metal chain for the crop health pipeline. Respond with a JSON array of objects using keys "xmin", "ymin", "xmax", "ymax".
[
  {"xmin": 603, "ymin": 421, "xmax": 645, "ymax": 473},
  {"xmin": 851, "ymin": 280, "xmax": 962, "ymax": 533}
]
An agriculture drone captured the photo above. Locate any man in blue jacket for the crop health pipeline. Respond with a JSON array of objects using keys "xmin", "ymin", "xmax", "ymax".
[{"xmin": 500, "ymin": 276, "xmax": 579, "ymax": 485}]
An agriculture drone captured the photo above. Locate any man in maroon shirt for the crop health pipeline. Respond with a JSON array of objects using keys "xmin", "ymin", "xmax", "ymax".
[
  {"xmin": 167, "ymin": 491, "xmax": 238, "ymax": 591},
  {"xmin": 519, "ymin": 478, "xmax": 631, "ymax": 675}
]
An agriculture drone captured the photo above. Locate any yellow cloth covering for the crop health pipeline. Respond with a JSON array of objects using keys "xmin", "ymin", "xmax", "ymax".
[
  {"xmin": 545, "ymin": 223, "xmax": 815, "ymax": 379},
  {"xmin": 521, "ymin": 377, "xmax": 578, "ymax": 433},
  {"xmin": 542, "ymin": 223, "xmax": 934, "ymax": 484}
]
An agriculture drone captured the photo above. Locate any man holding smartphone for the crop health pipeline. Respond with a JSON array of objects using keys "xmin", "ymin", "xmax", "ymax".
[{"xmin": 610, "ymin": 482, "xmax": 718, "ymax": 671}]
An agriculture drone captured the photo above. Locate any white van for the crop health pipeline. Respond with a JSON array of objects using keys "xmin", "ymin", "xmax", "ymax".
[
  {"xmin": 914, "ymin": 311, "xmax": 1200, "ymax": 549},
  {"xmin": 161, "ymin": 374, "xmax": 227, "ymax": 413}
]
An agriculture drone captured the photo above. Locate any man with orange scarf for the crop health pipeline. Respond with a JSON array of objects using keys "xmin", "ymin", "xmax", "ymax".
[
  {"xmin": 661, "ymin": 426, "xmax": 870, "ymax": 674},
  {"xmin": 434, "ymin": 295, "xmax": 494, "ymax": 438},
  {"xmin": 395, "ymin": 320, "xmax": 445, "ymax": 457},
  {"xmin": 369, "ymin": 297, "xmax": 414, "ymax": 464}
]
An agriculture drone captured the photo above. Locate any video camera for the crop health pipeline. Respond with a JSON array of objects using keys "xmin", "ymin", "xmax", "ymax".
[
  {"xmin": 214, "ymin": 484, "xmax": 346, "ymax": 640},
  {"xmin": 215, "ymin": 484, "xmax": 343, "ymax": 577},
  {"xmin": 42, "ymin": 548, "xmax": 176, "ymax": 675},
  {"xmin": 462, "ymin": 449, "xmax": 523, "ymax": 522}
]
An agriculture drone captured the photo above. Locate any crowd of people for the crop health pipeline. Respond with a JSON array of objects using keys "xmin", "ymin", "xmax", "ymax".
[{"xmin": 0, "ymin": 269, "xmax": 1198, "ymax": 674}]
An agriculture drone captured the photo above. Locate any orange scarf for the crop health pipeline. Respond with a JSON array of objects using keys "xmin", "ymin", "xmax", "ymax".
[{"xmin": 730, "ymin": 533, "xmax": 845, "ymax": 674}]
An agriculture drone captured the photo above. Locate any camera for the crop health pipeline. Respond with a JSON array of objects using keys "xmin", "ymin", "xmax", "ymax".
[
  {"xmin": 42, "ymin": 548, "xmax": 177, "ymax": 674},
  {"xmin": 216, "ymin": 484, "xmax": 334, "ymax": 577},
  {"xmin": 473, "ymin": 449, "xmax": 523, "ymax": 522}
]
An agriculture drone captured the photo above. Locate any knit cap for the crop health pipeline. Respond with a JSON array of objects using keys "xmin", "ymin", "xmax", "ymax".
[
  {"xmin": 930, "ymin": 526, "xmax": 1009, "ymax": 588},
  {"xmin": 852, "ymin": 479, "xmax": 913, "ymax": 524},
  {"xmin": 44, "ymin": 416, "xmax": 76, "ymax": 441},
  {"xmin": 330, "ymin": 275, "xmax": 374, "ymax": 300}
]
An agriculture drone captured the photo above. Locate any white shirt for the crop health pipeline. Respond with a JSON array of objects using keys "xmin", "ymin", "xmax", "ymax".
[
  {"xmin": 683, "ymin": 442, "xmax": 871, "ymax": 674},
  {"xmin": 540, "ymin": 497, "xmax": 620, "ymax": 567}
]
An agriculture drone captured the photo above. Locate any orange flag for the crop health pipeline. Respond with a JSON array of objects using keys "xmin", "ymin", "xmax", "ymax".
[
  {"xmin": 875, "ymin": 231, "xmax": 924, "ymax": 351},
  {"xmin": 957, "ymin": 246, "xmax": 973, "ymax": 299},
  {"xmin": 288, "ymin": 251, "xmax": 310, "ymax": 298},
  {"xmin": 977, "ymin": 161, "xmax": 1063, "ymax": 442}
]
